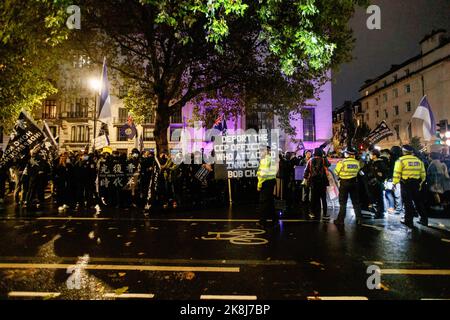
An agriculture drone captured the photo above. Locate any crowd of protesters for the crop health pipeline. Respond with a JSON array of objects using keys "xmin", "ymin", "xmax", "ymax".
[
  {"xmin": 1, "ymin": 143, "xmax": 450, "ymax": 226},
  {"xmin": 0, "ymin": 147, "xmax": 228, "ymax": 213}
]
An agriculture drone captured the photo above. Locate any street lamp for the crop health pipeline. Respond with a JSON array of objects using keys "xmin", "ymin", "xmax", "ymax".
[{"xmin": 89, "ymin": 78, "xmax": 101, "ymax": 151}]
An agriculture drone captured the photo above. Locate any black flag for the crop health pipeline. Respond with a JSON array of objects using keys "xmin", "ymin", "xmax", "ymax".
[
  {"xmin": 363, "ymin": 121, "xmax": 394, "ymax": 148},
  {"xmin": 0, "ymin": 112, "xmax": 45, "ymax": 169}
]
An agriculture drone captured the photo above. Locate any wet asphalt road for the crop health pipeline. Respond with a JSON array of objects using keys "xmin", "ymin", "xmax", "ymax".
[{"xmin": 0, "ymin": 201, "xmax": 450, "ymax": 300}]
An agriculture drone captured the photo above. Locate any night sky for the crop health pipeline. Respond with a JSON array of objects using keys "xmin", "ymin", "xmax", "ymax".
[{"xmin": 332, "ymin": 0, "xmax": 450, "ymax": 109}]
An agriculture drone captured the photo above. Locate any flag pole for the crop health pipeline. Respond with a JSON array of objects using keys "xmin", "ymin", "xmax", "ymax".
[{"xmin": 93, "ymin": 93, "xmax": 97, "ymax": 151}]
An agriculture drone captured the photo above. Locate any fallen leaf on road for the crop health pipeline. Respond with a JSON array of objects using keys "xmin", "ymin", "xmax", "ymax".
[
  {"xmin": 116, "ymin": 234, "xmax": 122, "ymax": 238},
  {"xmin": 310, "ymin": 261, "xmax": 324, "ymax": 267},
  {"xmin": 125, "ymin": 242, "xmax": 132, "ymax": 246},
  {"xmin": 184, "ymin": 272, "xmax": 195, "ymax": 280},
  {"xmin": 114, "ymin": 286, "xmax": 129, "ymax": 295},
  {"xmin": 380, "ymin": 283, "xmax": 390, "ymax": 291},
  {"xmin": 88, "ymin": 231, "xmax": 95, "ymax": 239},
  {"xmin": 118, "ymin": 272, "xmax": 126, "ymax": 277},
  {"xmin": 138, "ymin": 252, "xmax": 145, "ymax": 256}
]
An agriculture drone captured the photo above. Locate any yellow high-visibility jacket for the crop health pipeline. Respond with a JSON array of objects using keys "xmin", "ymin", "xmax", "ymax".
[
  {"xmin": 334, "ymin": 158, "xmax": 361, "ymax": 180},
  {"xmin": 392, "ymin": 155, "xmax": 426, "ymax": 185},
  {"xmin": 257, "ymin": 155, "xmax": 278, "ymax": 190}
]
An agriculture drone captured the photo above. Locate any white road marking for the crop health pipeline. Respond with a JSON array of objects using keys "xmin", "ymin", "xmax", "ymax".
[
  {"xmin": 441, "ymin": 239, "xmax": 450, "ymax": 243},
  {"xmin": 0, "ymin": 263, "xmax": 239, "ymax": 273},
  {"xmin": 420, "ymin": 298, "xmax": 450, "ymax": 300},
  {"xmin": 0, "ymin": 256, "xmax": 298, "ymax": 266},
  {"xmin": 28, "ymin": 217, "xmax": 312, "ymax": 222},
  {"xmin": 36, "ymin": 217, "xmax": 111, "ymax": 221},
  {"xmin": 200, "ymin": 295, "xmax": 257, "ymax": 300},
  {"xmin": 307, "ymin": 296, "xmax": 368, "ymax": 300},
  {"xmin": 8, "ymin": 291, "xmax": 61, "ymax": 298},
  {"xmin": 103, "ymin": 293, "xmax": 154, "ymax": 299},
  {"xmin": 381, "ymin": 269, "xmax": 450, "ymax": 275}
]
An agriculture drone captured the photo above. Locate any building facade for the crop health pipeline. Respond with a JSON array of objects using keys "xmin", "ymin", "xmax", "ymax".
[
  {"xmin": 1, "ymin": 56, "xmax": 332, "ymax": 155},
  {"xmin": 358, "ymin": 29, "xmax": 450, "ymax": 149}
]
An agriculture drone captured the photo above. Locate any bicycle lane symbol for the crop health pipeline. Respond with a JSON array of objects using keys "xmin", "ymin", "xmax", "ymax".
[{"xmin": 201, "ymin": 229, "xmax": 269, "ymax": 245}]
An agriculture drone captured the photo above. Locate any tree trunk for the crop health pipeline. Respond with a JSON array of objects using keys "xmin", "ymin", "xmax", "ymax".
[{"xmin": 153, "ymin": 105, "xmax": 170, "ymax": 156}]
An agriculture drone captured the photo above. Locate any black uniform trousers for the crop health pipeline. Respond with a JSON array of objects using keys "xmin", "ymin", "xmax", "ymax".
[
  {"xmin": 259, "ymin": 179, "xmax": 278, "ymax": 224},
  {"xmin": 401, "ymin": 179, "xmax": 427, "ymax": 224},
  {"xmin": 337, "ymin": 178, "xmax": 362, "ymax": 221},
  {"xmin": 369, "ymin": 182, "xmax": 385, "ymax": 217},
  {"xmin": 310, "ymin": 182, "xmax": 327, "ymax": 219}
]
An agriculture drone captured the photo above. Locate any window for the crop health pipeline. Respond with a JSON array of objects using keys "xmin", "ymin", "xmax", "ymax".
[
  {"xmin": 408, "ymin": 123, "xmax": 412, "ymax": 139},
  {"xmin": 170, "ymin": 127, "xmax": 181, "ymax": 142},
  {"xmin": 70, "ymin": 125, "xmax": 90, "ymax": 142},
  {"xmin": 64, "ymin": 97, "xmax": 88, "ymax": 118},
  {"xmin": 144, "ymin": 111, "xmax": 155, "ymax": 124},
  {"xmin": 384, "ymin": 110, "xmax": 388, "ymax": 118},
  {"xmin": 376, "ymin": 110, "xmax": 379, "ymax": 118},
  {"xmin": 394, "ymin": 125, "xmax": 400, "ymax": 140},
  {"xmin": 119, "ymin": 85, "xmax": 128, "ymax": 98},
  {"xmin": 383, "ymin": 80, "xmax": 387, "ymax": 87},
  {"xmin": 143, "ymin": 127, "xmax": 154, "ymax": 141},
  {"xmin": 118, "ymin": 108, "xmax": 128, "ymax": 123},
  {"xmin": 406, "ymin": 101, "xmax": 412, "ymax": 112},
  {"xmin": 72, "ymin": 55, "xmax": 91, "ymax": 68},
  {"xmin": 49, "ymin": 126, "xmax": 57, "ymax": 139},
  {"xmin": 303, "ymin": 108, "xmax": 316, "ymax": 142},
  {"xmin": 42, "ymin": 100, "xmax": 57, "ymax": 119},
  {"xmin": 116, "ymin": 127, "xmax": 127, "ymax": 141},
  {"xmin": 394, "ymin": 106, "xmax": 399, "ymax": 116},
  {"xmin": 405, "ymin": 84, "xmax": 411, "ymax": 93},
  {"xmin": 170, "ymin": 108, "xmax": 182, "ymax": 124},
  {"xmin": 366, "ymin": 113, "xmax": 370, "ymax": 121},
  {"xmin": 405, "ymin": 69, "xmax": 410, "ymax": 76},
  {"xmin": 393, "ymin": 88, "xmax": 398, "ymax": 98},
  {"xmin": 393, "ymin": 75, "xmax": 398, "ymax": 82},
  {"xmin": 375, "ymin": 98, "xmax": 379, "ymax": 106},
  {"xmin": 383, "ymin": 93, "xmax": 388, "ymax": 102}
]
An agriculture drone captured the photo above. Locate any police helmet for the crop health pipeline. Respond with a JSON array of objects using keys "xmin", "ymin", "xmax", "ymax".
[
  {"xmin": 401, "ymin": 145, "xmax": 414, "ymax": 154},
  {"xmin": 344, "ymin": 147, "xmax": 357, "ymax": 156}
]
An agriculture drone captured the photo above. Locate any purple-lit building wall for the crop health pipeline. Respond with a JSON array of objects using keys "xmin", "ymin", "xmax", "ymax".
[{"xmin": 175, "ymin": 77, "xmax": 332, "ymax": 155}]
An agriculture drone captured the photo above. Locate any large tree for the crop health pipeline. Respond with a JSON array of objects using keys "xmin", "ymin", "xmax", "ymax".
[
  {"xmin": 0, "ymin": 0, "xmax": 70, "ymax": 129},
  {"xmin": 72, "ymin": 0, "xmax": 368, "ymax": 154}
]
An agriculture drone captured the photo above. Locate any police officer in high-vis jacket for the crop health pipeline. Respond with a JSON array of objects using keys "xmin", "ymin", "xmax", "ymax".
[
  {"xmin": 334, "ymin": 147, "xmax": 363, "ymax": 225},
  {"xmin": 393, "ymin": 145, "xmax": 427, "ymax": 228},
  {"xmin": 257, "ymin": 146, "xmax": 278, "ymax": 227}
]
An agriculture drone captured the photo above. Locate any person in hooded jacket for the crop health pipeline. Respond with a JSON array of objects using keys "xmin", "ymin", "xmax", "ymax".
[{"xmin": 304, "ymin": 148, "xmax": 330, "ymax": 220}]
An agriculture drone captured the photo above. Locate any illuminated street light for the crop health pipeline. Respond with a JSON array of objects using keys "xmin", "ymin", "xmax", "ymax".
[
  {"xmin": 445, "ymin": 131, "xmax": 450, "ymax": 139},
  {"xmin": 89, "ymin": 78, "xmax": 101, "ymax": 93},
  {"xmin": 446, "ymin": 139, "xmax": 450, "ymax": 147}
]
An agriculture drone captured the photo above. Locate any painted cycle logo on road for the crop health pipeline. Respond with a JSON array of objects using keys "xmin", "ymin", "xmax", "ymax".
[{"xmin": 201, "ymin": 229, "xmax": 268, "ymax": 245}]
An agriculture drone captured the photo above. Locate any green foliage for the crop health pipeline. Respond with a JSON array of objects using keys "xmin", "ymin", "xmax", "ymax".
[
  {"xmin": 410, "ymin": 136, "xmax": 424, "ymax": 151},
  {"xmin": 0, "ymin": 0, "xmax": 70, "ymax": 129},
  {"xmin": 73, "ymin": 0, "xmax": 367, "ymax": 152},
  {"xmin": 352, "ymin": 122, "xmax": 371, "ymax": 148}
]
